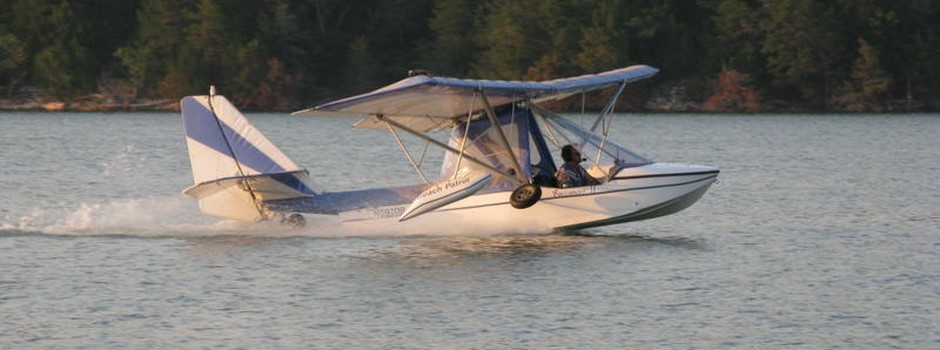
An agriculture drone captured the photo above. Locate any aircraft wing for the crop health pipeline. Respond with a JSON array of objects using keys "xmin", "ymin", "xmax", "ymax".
[{"xmin": 292, "ymin": 65, "xmax": 658, "ymax": 132}]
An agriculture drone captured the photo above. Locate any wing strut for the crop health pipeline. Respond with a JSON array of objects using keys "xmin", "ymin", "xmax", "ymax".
[
  {"xmin": 588, "ymin": 80, "xmax": 628, "ymax": 133},
  {"xmin": 452, "ymin": 92, "xmax": 477, "ymax": 178},
  {"xmin": 479, "ymin": 92, "xmax": 528, "ymax": 183},
  {"xmin": 479, "ymin": 92, "xmax": 542, "ymax": 209},
  {"xmin": 378, "ymin": 115, "xmax": 524, "ymax": 185},
  {"xmin": 583, "ymin": 80, "xmax": 628, "ymax": 173},
  {"xmin": 385, "ymin": 120, "xmax": 430, "ymax": 184}
]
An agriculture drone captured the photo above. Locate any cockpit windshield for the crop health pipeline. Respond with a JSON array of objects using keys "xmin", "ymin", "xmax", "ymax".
[{"xmin": 532, "ymin": 106, "xmax": 652, "ymax": 169}]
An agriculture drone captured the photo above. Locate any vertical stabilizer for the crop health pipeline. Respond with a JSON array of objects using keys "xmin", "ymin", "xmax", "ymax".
[
  {"xmin": 180, "ymin": 95, "xmax": 318, "ymax": 221},
  {"xmin": 181, "ymin": 95, "xmax": 302, "ymax": 182}
]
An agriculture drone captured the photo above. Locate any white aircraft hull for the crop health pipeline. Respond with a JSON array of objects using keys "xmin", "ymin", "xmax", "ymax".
[{"xmin": 336, "ymin": 163, "xmax": 718, "ymax": 232}]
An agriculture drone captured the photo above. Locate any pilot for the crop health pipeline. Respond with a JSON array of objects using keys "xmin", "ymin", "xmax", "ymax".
[{"xmin": 554, "ymin": 144, "xmax": 600, "ymax": 188}]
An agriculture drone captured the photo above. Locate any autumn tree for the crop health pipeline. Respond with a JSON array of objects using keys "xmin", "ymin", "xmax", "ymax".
[
  {"xmin": 703, "ymin": 68, "xmax": 759, "ymax": 112},
  {"xmin": 832, "ymin": 38, "xmax": 892, "ymax": 111}
]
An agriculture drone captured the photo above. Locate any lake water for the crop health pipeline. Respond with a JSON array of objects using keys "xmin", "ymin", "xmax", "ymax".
[{"xmin": 1, "ymin": 111, "xmax": 937, "ymax": 349}]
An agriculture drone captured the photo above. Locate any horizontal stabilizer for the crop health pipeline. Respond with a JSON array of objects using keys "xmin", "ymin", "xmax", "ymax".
[{"xmin": 182, "ymin": 170, "xmax": 316, "ymax": 199}]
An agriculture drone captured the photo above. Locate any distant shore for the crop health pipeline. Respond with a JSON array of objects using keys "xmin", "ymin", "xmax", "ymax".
[
  {"xmin": 1, "ymin": 96, "xmax": 933, "ymax": 113},
  {"xmin": 0, "ymin": 96, "xmax": 179, "ymax": 112}
]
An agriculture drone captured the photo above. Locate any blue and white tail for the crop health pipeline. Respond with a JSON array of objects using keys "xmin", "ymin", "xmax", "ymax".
[{"xmin": 180, "ymin": 93, "xmax": 319, "ymax": 221}]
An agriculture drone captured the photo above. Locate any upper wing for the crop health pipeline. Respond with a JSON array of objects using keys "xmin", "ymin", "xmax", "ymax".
[{"xmin": 292, "ymin": 65, "xmax": 658, "ymax": 132}]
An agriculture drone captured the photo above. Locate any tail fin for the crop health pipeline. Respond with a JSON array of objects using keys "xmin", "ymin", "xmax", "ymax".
[{"xmin": 180, "ymin": 94, "xmax": 318, "ymax": 221}]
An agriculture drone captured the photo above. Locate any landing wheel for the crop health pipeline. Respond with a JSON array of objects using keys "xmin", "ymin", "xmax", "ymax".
[
  {"xmin": 281, "ymin": 213, "xmax": 306, "ymax": 228},
  {"xmin": 510, "ymin": 184, "xmax": 541, "ymax": 209}
]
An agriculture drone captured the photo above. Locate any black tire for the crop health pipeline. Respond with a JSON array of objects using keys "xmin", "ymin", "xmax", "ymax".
[{"xmin": 510, "ymin": 184, "xmax": 542, "ymax": 209}]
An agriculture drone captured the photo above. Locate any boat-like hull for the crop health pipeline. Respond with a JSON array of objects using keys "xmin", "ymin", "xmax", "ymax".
[{"xmin": 331, "ymin": 163, "xmax": 718, "ymax": 232}]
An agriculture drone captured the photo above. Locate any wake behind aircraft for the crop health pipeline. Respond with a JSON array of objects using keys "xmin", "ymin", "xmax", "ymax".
[{"xmin": 180, "ymin": 65, "xmax": 719, "ymax": 232}]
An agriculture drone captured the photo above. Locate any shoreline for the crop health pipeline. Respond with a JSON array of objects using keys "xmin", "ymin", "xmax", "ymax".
[
  {"xmin": 1, "ymin": 97, "xmax": 933, "ymax": 114},
  {"xmin": 0, "ymin": 98, "xmax": 179, "ymax": 112}
]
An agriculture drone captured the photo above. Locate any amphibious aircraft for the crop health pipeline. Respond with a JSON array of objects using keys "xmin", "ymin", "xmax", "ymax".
[{"xmin": 180, "ymin": 65, "xmax": 719, "ymax": 231}]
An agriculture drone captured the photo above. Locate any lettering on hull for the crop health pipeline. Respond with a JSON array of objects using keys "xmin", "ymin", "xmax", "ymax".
[{"xmin": 550, "ymin": 187, "xmax": 594, "ymax": 198}]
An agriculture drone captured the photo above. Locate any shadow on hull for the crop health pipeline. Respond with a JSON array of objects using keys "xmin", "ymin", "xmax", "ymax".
[{"xmin": 558, "ymin": 181, "xmax": 715, "ymax": 231}]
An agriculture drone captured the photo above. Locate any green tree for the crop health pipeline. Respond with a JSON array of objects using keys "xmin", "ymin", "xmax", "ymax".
[
  {"xmin": 6, "ymin": 0, "xmax": 139, "ymax": 97},
  {"xmin": 298, "ymin": 0, "xmax": 364, "ymax": 100},
  {"xmin": 2, "ymin": 0, "xmax": 937, "ymax": 111},
  {"xmin": 159, "ymin": 0, "xmax": 230, "ymax": 97},
  {"xmin": 225, "ymin": 39, "xmax": 266, "ymax": 106},
  {"xmin": 247, "ymin": 1, "xmax": 307, "ymax": 108},
  {"xmin": 365, "ymin": 0, "xmax": 435, "ymax": 81},
  {"xmin": 626, "ymin": 0, "xmax": 711, "ymax": 78},
  {"xmin": 574, "ymin": 0, "xmax": 629, "ymax": 74},
  {"xmin": 473, "ymin": 0, "xmax": 587, "ymax": 80},
  {"xmin": 473, "ymin": 0, "xmax": 541, "ymax": 79},
  {"xmin": 884, "ymin": 0, "xmax": 939, "ymax": 106},
  {"xmin": 419, "ymin": 0, "xmax": 480, "ymax": 76},
  {"xmin": 33, "ymin": 39, "xmax": 97, "ymax": 97},
  {"xmin": 525, "ymin": 0, "xmax": 587, "ymax": 80},
  {"xmin": 342, "ymin": 36, "xmax": 382, "ymax": 94},
  {"xmin": 117, "ymin": 0, "xmax": 187, "ymax": 98},
  {"xmin": 762, "ymin": 0, "xmax": 844, "ymax": 106},
  {"xmin": 710, "ymin": 0, "xmax": 763, "ymax": 74},
  {"xmin": 0, "ymin": 32, "xmax": 28, "ymax": 97},
  {"xmin": 10, "ymin": 0, "xmax": 60, "ymax": 55},
  {"xmin": 27, "ymin": 1, "xmax": 99, "ymax": 97},
  {"xmin": 71, "ymin": 0, "xmax": 139, "ymax": 67}
]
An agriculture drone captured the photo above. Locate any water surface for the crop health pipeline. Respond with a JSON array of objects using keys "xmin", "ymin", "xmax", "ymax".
[{"xmin": 1, "ymin": 112, "xmax": 937, "ymax": 348}]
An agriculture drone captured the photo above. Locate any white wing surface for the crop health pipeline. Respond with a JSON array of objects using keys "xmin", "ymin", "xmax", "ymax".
[{"xmin": 293, "ymin": 65, "xmax": 658, "ymax": 132}]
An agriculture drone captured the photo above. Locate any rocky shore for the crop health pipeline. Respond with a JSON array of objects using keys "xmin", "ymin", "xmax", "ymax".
[{"xmin": 0, "ymin": 95, "xmax": 178, "ymax": 112}]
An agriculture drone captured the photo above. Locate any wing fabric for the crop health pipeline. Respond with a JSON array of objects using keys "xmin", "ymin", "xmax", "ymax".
[{"xmin": 293, "ymin": 65, "xmax": 658, "ymax": 126}]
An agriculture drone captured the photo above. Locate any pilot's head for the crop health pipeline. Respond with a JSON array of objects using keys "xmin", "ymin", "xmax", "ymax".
[{"xmin": 561, "ymin": 144, "xmax": 582, "ymax": 163}]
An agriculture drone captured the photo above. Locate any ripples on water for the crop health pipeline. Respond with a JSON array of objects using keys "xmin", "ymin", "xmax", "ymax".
[{"xmin": 1, "ymin": 112, "xmax": 938, "ymax": 348}]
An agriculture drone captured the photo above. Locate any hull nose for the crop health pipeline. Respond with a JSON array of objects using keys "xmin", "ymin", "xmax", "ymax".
[
  {"xmin": 562, "ymin": 162, "xmax": 719, "ymax": 229},
  {"xmin": 624, "ymin": 163, "xmax": 720, "ymax": 221}
]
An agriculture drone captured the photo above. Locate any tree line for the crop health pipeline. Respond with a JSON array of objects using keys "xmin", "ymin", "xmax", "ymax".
[{"xmin": 1, "ymin": 0, "xmax": 937, "ymax": 112}]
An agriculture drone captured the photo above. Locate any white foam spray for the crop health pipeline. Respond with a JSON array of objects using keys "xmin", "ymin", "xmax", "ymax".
[{"xmin": 1, "ymin": 196, "xmax": 556, "ymax": 238}]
